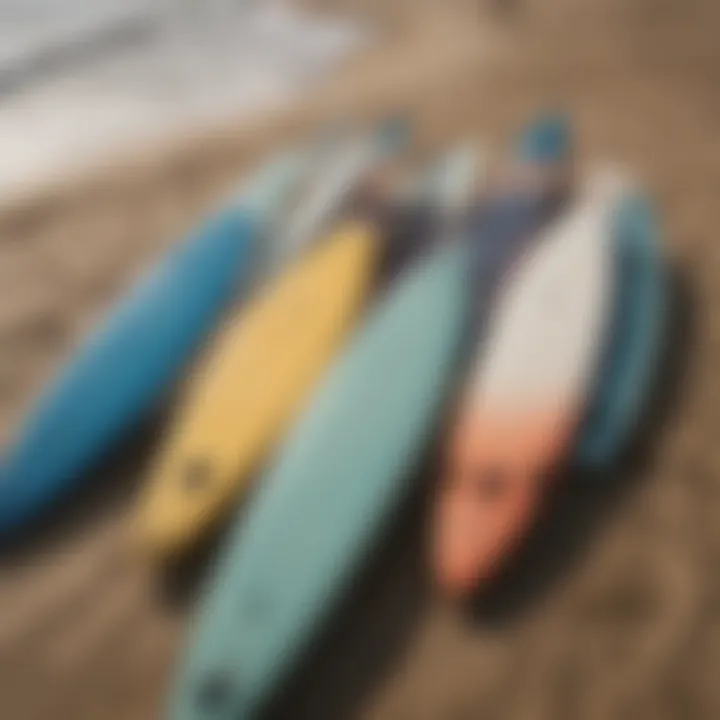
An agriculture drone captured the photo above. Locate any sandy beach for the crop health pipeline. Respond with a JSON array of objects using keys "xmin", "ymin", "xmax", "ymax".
[{"xmin": 1, "ymin": 1, "xmax": 719, "ymax": 718}]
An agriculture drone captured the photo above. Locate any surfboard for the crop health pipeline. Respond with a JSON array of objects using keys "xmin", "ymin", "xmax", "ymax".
[
  {"xmin": 168, "ymin": 241, "xmax": 469, "ymax": 720},
  {"xmin": 376, "ymin": 143, "xmax": 481, "ymax": 281},
  {"xmin": 136, "ymin": 222, "xmax": 376, "ymax": 557},
  {"xmin": 259, "ymin": 116, "xmax": 411, "ymax": 276},
  {"xmin": 411, "ymin": 140, "xmax": 484, "ymax": 211},
  {"xmin": 574, "ymin": 184, "xmax": 666, "ymax": 468},
  {"xmin": 432, "ymin": 170, "xmax": 619, "ymax": 596},
  {"xmin": 0, "ymin": 149, "xmax": 309, "ymax": 536}
]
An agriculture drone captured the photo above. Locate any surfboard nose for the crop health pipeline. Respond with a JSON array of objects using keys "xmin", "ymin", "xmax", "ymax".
[
  {"xmin": 433, "ymin": 534, "xmax": 481, "ymax": 598},
  {"xmin": 516, "ymin": 113, "xmax": 571, "ymax": 164},
  {"xmin": 433, "ymin": 438, "xmax": 548, "ymax": 597},
  {"xmin": 434, "ymin": 485, "xmax": 537, "ymax": 597},
  {"xmin": 433, "ymin": 485, "xmax": 489, "ymax": 597}
]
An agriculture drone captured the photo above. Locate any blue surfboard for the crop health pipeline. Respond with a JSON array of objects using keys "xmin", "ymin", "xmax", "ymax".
[
  {"xmin": 169, "ymin": 241, "xmax": 470, "ymax": 720},
  {"xmin": 0, "ymin": 151, "xmax": 310, "ymax": 535},
  {"xmin": 574, "ymin": 191, "xmax": 666, "ymax": 467}
]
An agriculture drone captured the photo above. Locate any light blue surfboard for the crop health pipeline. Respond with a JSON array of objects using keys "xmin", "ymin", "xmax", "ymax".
[
  {"xmin": 0, "ymin": 150, "xmax": 310, "ymax": 535},
  {"xmin": 574, "ymin": 191, "xmax": 666, "ymax": 467},
  {"xmin": 169, "ymin": 241, "xmax": 470, "ymax": 720}
]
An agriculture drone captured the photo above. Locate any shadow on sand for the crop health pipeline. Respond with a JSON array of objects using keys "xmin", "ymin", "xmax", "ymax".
[{"xmin": 0, "ymin": 408, "xmax": 169, "ymax": 566}]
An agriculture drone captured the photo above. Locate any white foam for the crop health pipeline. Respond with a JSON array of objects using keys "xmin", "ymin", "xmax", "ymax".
[{"xmin": 0, "ymin": 0, "xmax": 370, "ymax": 202}]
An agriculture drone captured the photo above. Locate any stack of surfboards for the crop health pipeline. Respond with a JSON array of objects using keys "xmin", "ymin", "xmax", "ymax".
[
  {"xmin": 134, "ymin": 140, "xmax": 482, "ymax": 558},
  {"xmin": 0, "ymin": 117, "xmax": 411, "ymax": 536},
  {"xmin": 165, "ymin": 146, "xmax": 667, "ymax": 720},
  {"xmin": 0, "ymin": 113, "xmax": 667, "ymax": 720},
  {"xmin": 169, "ymin": 190, "xmax": 475, "ymax": 720}
]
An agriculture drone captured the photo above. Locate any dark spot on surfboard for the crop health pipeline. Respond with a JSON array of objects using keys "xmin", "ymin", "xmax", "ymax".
[
  {"xmin": 197, "ymin": 673, "xmax": 234, "ymax": 713},
  {"xmin": 475, "ymin": 467, "xmax": 509, "ymax": 501},
  {"xmin": 184, "ymin": 459, "xmax": 212, "ymax": 492}
]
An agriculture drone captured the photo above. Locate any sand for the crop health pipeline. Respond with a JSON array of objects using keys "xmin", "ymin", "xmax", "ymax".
[{"xmin": 0, "ymin": 1, "xmax": 719, "ymax": 718}]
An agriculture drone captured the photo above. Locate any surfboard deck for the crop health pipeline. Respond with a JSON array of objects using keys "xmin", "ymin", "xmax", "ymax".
[
  {"xmin": 136, "ymin": 222, "xmax": 376, "ymax": 558},
  {"xmin": 433, "ymin": 171, "xmax": 618, "ymax": 595},
  {"xmin": 0, "ymin": 150, "xmax": 308, "ymax": 536},
  {"xmin": 169, "ymin": 242, "xmax": 470, "ymax": 720},
  {"xmin": 575, "ymin": 188, "xmax": 666, "ymax": 468}
]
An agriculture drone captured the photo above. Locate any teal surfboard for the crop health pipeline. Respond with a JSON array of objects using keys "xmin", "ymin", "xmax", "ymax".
[
  {"xmin": 169, "ymin": 242, "xmax": 470, "ymax": 720},
  {"xmin": 574, "ymin": 190, "xmax": 666, "ymax": 467}
]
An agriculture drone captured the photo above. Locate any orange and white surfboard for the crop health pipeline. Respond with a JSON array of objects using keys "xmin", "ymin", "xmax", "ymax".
[{"xmin": 433, "ymin": 170, "xmax": 621, "ymax": 596}]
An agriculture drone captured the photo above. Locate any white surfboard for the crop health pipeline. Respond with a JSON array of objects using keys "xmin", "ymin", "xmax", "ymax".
[
  {"xmin": 473, "ymin": 170, "xmax": 621, "ymax": 410},
  {"xmin": 433, "ymin": 168, "xmax": 622, "ymax": 594}
]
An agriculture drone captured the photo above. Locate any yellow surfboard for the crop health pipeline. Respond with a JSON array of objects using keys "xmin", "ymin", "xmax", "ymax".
[{"xmin": 134, "ymin": 222, "xmax": 376, "ymax": 558}]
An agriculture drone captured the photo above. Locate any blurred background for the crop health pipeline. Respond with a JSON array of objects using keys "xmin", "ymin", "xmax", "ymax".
[
  {"xmin": 0, "ymin": 0, "xmax": 368, "ymax": 200},
  {"xmin": 0, "ymin": 0, "xmax": 718, "ymax": 718}
]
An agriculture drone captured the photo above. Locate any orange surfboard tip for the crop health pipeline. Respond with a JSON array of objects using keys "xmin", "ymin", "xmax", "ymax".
[{"xmin": 432, "ymin": 469, "xmax": 541, "ymax": 598}]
